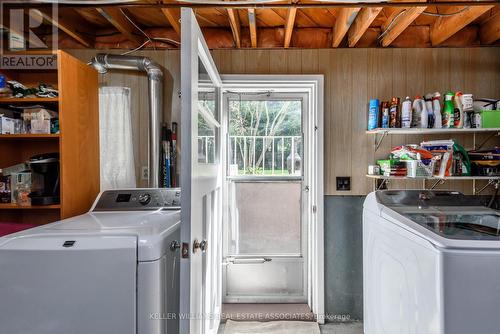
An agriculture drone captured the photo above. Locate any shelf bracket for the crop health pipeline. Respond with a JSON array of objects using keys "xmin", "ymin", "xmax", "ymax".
[
  {"xmin": 474, "ymin": 179, "xmax": 500, "ymax": 195},
  {"xmin": 376, "ymin": 178, "xmax": 389, "ymax": 190},
  {"xmin": 429, "ymin": 179, "xmax": 445, "ymax": 190},
  {"xmin": 374, "ymin": 131, "xmax": 388, "ymax": 152},
  {"xmin": 474, "ymin": 132, "xmax": 499, "ymax": 151}
]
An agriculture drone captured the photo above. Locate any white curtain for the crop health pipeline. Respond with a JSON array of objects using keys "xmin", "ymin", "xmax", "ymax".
[{"xmin": 99, "ymin": 87, "xmax": 136, "ymax": 191}]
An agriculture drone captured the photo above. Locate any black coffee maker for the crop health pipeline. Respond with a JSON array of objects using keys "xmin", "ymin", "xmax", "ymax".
[{"xmin": 28, "ymin": 153, "xmax": 60, "ymax": 205}]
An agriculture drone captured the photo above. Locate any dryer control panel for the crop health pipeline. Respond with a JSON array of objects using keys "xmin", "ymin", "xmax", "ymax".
[{"xmin": 93, "ymin": 188, "xmax": 181, "ymax": 211}]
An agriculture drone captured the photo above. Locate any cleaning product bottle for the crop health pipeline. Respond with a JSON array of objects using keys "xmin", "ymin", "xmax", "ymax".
[
  {"xmin": 442, "ymin": 92, "xmax": 455, "ymax": 128},
  {"xmin": 424, "ymin": 93, "xmax": 435, "ymax": 128},
  {"xmin": 401, "ymin": 96, "xmax": 412, "ymax": 128},
  {"xmin": 461, "ymin": 93, "xmax": 474, "ymax": 128},
  {"xmin": 453, "ymin": 91, "xmax": 464, "ymax": 128},
  {"xmin": 432, "ymin": 92, "xmax": 442, "ymax": 129},
  {"xmin": 367, "ymin": 99, "xmax": 380, "ymax": 131},
  {"xmin": 381, "ymin": 101, "xmax": 390, "ymax": 128},
  {"xmin": 412, "ymin": 96, "xmax": 428, "ymax": 128},
  {"xmin": 389, "ymin": 97, "xmax": 400, "ymax": 128}
]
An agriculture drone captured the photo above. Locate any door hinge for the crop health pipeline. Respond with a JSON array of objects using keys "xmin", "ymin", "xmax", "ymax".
[{"xmin": 312, "ymin": 205, "xmax": 317, "ymax": 213}]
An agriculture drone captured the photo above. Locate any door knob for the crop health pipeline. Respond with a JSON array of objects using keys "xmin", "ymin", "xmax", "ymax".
[
  {"xmin": 170, "ymin": 240, "xmax": 180, "ymax": 252},
  {"xmin": 193, "ymin": 239, "xmax": 208, "ymax": 253}
]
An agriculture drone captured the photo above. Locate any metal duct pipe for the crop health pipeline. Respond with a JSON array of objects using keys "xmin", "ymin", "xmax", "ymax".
[{"xmin": 91, "ymin": 54, "xmax": 163, "ymax": 188}]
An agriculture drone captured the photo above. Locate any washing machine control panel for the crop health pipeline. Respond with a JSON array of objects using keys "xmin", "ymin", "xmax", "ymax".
[{"xmin": 93, "ymin": 188, "xmax": 181, "ymax": 211}]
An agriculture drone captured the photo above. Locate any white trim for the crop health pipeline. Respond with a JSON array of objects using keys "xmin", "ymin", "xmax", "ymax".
[{"xmin": 220, "ymin": 74, "xmax": 325, "ymax": 323}]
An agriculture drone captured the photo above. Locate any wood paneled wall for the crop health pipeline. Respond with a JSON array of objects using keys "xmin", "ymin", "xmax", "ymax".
[{"xmin": 68, "ymin": 48, "xmax": 500, "ymax": 195}]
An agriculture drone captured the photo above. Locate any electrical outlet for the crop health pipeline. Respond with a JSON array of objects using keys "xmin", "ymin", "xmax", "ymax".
[
  {"xmin": 336, "ymin": 176, "xmax": 351, "ymax": 191},
  {"xmin": 141, "ymin": 166, "xmax": 149, "ymax": 181}
]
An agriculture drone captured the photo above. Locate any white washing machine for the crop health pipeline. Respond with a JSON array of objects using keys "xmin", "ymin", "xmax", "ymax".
[
  {"xmin": 363, "ymin": 190, "xmax": 500, "ymax": 334},
  {"xmin": 0, "ymin": 188, "xmax": 181, "ymax": 334}
]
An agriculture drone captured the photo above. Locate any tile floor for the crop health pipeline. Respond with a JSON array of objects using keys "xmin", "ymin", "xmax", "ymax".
[{"xmin": 218, "ymin": 321, "xmax": 363, "ymax": 334}]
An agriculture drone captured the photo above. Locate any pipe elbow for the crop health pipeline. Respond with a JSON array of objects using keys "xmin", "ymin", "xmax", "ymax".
[
  {"xmin": 90, "ymin": 55, "xmax": 108, "ymax": 74},
  {"xmin": 142, "ymin": 58, "xmax": 163, "ymax": 81}
]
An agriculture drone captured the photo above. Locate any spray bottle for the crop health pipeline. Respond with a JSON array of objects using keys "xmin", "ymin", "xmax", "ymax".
[
  {"xmin": 432, "ymin": 92, "xmax": 442, "ymax": 129},
  {"xmin": 454, "ymin": 91, "xmax": 464, "ymax": 128},
  {"xmin": 442, "ymin": 92, "xmax": 455, "ymax": 128}
]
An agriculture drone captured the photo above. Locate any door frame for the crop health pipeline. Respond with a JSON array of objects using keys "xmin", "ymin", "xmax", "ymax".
[
  {"xmin": 220, "ymin": 75, "xmax": 324, "ymax": 323},
  {"xmin": 180, "ymin": 8, "xmax": 224, "ymax": 334}
]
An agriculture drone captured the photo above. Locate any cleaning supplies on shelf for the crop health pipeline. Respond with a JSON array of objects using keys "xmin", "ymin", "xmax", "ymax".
[
  {"xmin": 432, "ymin": 92, "xmax": 442, "ymax": 129},
  {"xmin": 453, "ymin": 92, "xmax": 465, "ymax": 128},
  {"xmin": 412, "ymin": 96, "xmax": 428, "ymax": 128},
  {"xmin": 442, "ymin": 92, "xmax": 455, "ymax": 128},
  {"xmin": 381, "ymin": 101, "xmax": 390, "ymax": 128},
  {"xmin": 401, "ymin": 97, "xmax": 412, "ymax": 128},
  {"xmin": 389, "ymin": 97, "xmax": 400, "ymax": 128},
  {"xmin": 461, "ymin": 94, "xmax": 474, "ymax": 128},
  {"xmin": 421, "ymin": 140, "xmax": 455, "ymax": 177},
  {"xmin": 368, "ymin": 99, "xmax": 380, "ymax": 131},
  {"xmin": 424, "ymin": 94, "xmax": 435, "ymax": 128}
]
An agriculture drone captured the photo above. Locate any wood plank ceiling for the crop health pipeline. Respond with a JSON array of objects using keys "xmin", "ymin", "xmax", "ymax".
[{"xmin": 3, "ymin": 1, "xmax": 499, "ymax": 50}]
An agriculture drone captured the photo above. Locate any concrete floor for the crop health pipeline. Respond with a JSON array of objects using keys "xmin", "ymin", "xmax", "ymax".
[{"xmin": 218, "ymin": 322, "xmax": 363, "ymax": 334}]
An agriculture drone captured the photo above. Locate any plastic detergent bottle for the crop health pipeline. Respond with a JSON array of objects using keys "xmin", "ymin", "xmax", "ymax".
[
  {"xmin": 424, "ymin": 94, "xmax": 435, "ymax": 128},
  {"xmin": 442, "ymin": 92, "xmax": 455, "ymax": 128},
  {"xmin": 367, "ymin": 99, "xmax": 380, "ymax": 130},
  {"xmin": 412, "ymin": 96, "xmax": 428, "ymax": 128},
  {"xmin": 453, "ymin": 92, "xmax": 464, "ymax": 128},
  {"xmin": 401, "ymin": 96, "xmax": 412, "ymax": 128},
  {"xmin": 432, "ymin": 92, "xmax": 442, "ymax": 129}
]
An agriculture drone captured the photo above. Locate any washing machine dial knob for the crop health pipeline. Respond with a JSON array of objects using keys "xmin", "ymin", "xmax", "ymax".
[{"xmin": 138, "ymin": 193, "xmax": 151, "ymax": 205}]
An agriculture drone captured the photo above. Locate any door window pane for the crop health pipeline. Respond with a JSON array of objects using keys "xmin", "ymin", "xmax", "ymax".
[
  {"xmin": 227, "ymin": 181, "xmax": 301, "ymax": 254},
  {"xmin": 227, "ymin": 98, "xmax": 302, "ymax": 176},
  {"xmin": 198, "ymin": 59, "xmax": 216, "ymax": 164}
]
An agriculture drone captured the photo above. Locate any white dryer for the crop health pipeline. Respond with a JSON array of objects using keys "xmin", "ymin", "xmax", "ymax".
[
  {"xmin": 363, "ymin": 190, "xmax": 500, "ymax": 334},
  {"xmin": 0, "ymin": 188, "xmax": 181, "ymax": 334}
]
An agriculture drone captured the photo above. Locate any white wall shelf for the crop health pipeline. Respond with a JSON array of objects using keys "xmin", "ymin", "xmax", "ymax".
[{"xmin": 365, "ymin": 175, "xmax": 500, "ymax": 194}]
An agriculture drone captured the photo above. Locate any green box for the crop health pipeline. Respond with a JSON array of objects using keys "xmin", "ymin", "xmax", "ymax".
[{"xmin": 482, "ymin": 110, "xmax": 500, "ymax": 128}]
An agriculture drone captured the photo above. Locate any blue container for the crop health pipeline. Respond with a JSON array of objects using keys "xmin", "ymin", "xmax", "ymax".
[
  {"xmin": 0, "ymin": 75, "xmax": 5, "ymax": 88},
  {"xmin": 368, "ymin": 99, "xmax": 380, "ymax": 130}
]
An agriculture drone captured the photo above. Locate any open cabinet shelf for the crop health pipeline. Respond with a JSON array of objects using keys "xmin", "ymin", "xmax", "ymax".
[{"xmin": 0, "ymin": 50, "xmax": 99, "ymax": 225}]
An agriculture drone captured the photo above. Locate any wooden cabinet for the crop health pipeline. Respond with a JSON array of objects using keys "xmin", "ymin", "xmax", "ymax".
[{"xmin": 0, "ymin": 50, "xmax": 99, "ymax": 225}]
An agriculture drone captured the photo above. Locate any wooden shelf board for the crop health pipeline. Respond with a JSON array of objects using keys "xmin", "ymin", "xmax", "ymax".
[
  {"xmin": 366, "ymin": 174, "xmax": 499, "ymax": 180},
  {"xmin": 0, "ymin": 134, "xmax": 59, "ymax": 140},
  {"xmin": 366, "ymin": 128, "xmax": 500, "ymax": 135},
  {"xmin": 0, "ymin": 203, "xmax": 61, "ymax": 210},
  {"xmin": 0, "ymin": 97, "xmax": 59, "ymax": 104}
]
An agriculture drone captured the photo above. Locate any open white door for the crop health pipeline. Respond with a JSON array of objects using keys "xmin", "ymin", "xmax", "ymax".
[{"xmin": 180, "ymin": 8, "xmax": 224, "ymax": 334}]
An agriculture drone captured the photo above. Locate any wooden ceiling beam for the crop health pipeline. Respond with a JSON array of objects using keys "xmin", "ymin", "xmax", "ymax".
[
  {"xmin": 227, "ymin": 8, "xmax": 241, "ymax": 48},
  {"xmin": 347, "ymin": 7, "xmax": 383, "ymax": 47},
  {"xmin": 430, "ymin": 5, "xmax": 494, "ymax": 45},
  {"xmin": 380, "ymin": 6, "xmax": 427, "ymax": 47},
  {"xmin": 248, "ymin": 8, "xmax": 258, "ymax": 48},
  {"xmin": 35, "ymin": 8, "xmax": 94, "ymax": 48},
  {"xmin": 96, "ymin": 7, "xmax": 142, "ymax": 45},
  {"xmin": 332, "ymin": 8, "xmax": 360, "ymax": 47},
  {"xmin": 160, "ymin": 8, "xmax": 181, "ymax": 37},
  {"xmin": 284, "ymin": 7, "xmax": 297, "ymax": 48},
  {"xmin": 479, "ymin": 10, "xmax": 500, "ymax": 44}
]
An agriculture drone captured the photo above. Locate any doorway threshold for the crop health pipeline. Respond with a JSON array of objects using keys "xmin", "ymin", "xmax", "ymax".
[{"xmin": 222, "ymin": 303, "xmax": 314, "ymax": 322}]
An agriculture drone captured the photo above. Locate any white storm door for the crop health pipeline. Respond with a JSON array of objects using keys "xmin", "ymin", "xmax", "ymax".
[{"xmin": 180, "ymin": 8, "xmax": 224, "ymax": 334}]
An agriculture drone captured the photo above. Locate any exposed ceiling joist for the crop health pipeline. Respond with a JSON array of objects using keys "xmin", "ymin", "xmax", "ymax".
[
  {"xmin": 479, "ymin": 10, "xmax": 500, "ymax": 44},
  {"xmin": 96, "ymin": 7, "xmax": 142, "ymax": 45},
  {"xmin": 347, "ymin": 7, "xmax": 382, "ymax": 47},
  {"xmin": 380, "ymin": 6, "xmax": 427, "ymax": 47},
  {"xmin": 284, "ymin": 7, "xmax": 297, "ymax": 48},
  {"xmin": 227, "ymin": 8, "xmax": 241, "ymax": 48},
  {"xmin": 248, "ymin": 8, "xmax": 258, "ymax": 48},
  {"xmin": 35, "ymin": 8, "xmax": 93, "ymax": 48},
  {"xmin": 332, "ymin": 8, "xmax": 360, "ymax": 47},
  {"xmin": 430, "ymin": 5, "xmax": 494, "ymax": 45},
  {"xmin": 160, "ymin": 8, "xmax": 181, "ymax": 37}
]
